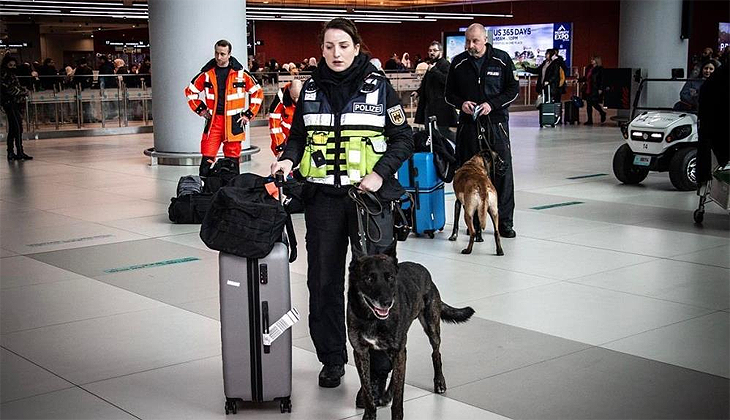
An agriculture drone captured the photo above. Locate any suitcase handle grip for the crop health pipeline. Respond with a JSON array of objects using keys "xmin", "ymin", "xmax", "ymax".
[{"xmin": 262, "ymin": 301, "xmax": 271, "ymax": 354}]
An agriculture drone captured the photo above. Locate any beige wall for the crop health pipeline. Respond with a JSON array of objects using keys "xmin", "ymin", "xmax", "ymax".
[{"xmin": 40, "ymin": 34, "xmax": 93, "ymax": 67}]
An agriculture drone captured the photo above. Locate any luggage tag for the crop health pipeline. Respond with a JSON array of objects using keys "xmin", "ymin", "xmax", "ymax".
[
  {"xmin": 311, "ymin": 150, "xmax": 326, "ymax": 168},
  {"xmin": 263, "ymin": 307, "xmax": 300, "ymax": 346}
]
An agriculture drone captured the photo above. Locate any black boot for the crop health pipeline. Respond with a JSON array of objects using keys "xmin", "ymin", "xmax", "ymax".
[
  {"xmin": 318, "ymin": 364, "xmax": 344, "ymax": 388},
  {"xmin": 7, "ymin": 151, "xmax": 16, "ymax": 161},
  {"xmin": 199, "ymin": 156, "xmax": 214, "ymax": 177},
  {"xmin": 16, "ymin": 151, "xmax": 32, "ymax": 160}
]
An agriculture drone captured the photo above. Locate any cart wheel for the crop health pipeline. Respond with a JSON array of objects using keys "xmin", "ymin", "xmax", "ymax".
[
  {"xmin": 693, "ymin": 209, "xmax": 704, "ymax": 224},
  {"xmin": 427, "ymin": 231, "xmax": 435, "ymax": 239}
]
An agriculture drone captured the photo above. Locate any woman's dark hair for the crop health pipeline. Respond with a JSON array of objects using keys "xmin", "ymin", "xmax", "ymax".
[
  {"xmin": 215, "ymin": 39, "xmax": 232, "ymax": 53},
  {"xmin": 1, "ymin": 55, "xmax": 18, "ymax": 69},
  {"xmin": 319, "ymin": 18, "xmax": 368, "ymax": 52}
]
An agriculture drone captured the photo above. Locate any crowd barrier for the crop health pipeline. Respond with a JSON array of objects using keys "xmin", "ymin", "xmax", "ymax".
[{"xmin": 0, "ymin": 71, "xmax": 581, "ymax": 137}]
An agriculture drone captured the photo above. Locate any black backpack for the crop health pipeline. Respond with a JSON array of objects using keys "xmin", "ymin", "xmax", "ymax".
[
  {"xmin": 200, "ymin": 174, "xmax": 297, "ymax": 261},
  {"xmin": 176, "ymin": 175, "xmax": 203, "ymax": 197}
]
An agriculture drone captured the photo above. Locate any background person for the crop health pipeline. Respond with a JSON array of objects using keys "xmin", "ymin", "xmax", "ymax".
[
  {"xmin": 445, "ymin": 23, "xmax": 519, "ymax": 238},
  {"xmin": 697, "ymin": 52, "xmax": 729, "ymax": 185},
  {"xmin": 184, "ymin": 39, "xmax": 264, "ymax": 176},
  {"xmin": 413, "ymin": 41, "xmax": 457, "ymax": 141},
  {"xmin": 678, "ymin": 59, "xmax": 718, "ymax": 111},
  {"xmin": 520, "ymin": 48, "xmax": 561, "ymax": 103},
  {"xmin": 269, "ymin": 18, "xmax": 413, "ymax": 404},
  {"xmin": 579, "ymin": 55, "xmax": 606, "ymax": 125},
  {"xmin": 1, "ymin": 55, "xmax": 31, "ymax": 161},
  {"xmin": 268, "ymin": 79, "xmax": 302, "ymax": 156}
]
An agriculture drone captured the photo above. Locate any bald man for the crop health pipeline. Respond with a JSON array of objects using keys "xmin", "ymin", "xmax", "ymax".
[
  {"xmin": 445, "ymin": 23, "xmax": 520, "ymax": 238},
  {"xmin": 269, "ymin": 79, "xmax": 303, "ymax": 156}
]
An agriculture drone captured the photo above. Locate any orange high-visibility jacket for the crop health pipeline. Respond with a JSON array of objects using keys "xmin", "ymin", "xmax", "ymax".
[
  {"xmin": 268, "ymin": 82, "xmax": 297, "ymax": 155},
  {"xmin": 184, "ymin": 57, "xmax": 263, "ymax": 142}
]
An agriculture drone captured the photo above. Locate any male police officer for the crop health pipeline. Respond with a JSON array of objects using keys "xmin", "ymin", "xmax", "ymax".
[{"xmin": 445, "ymin": 23, "xmax": 519, "ymax": 238}]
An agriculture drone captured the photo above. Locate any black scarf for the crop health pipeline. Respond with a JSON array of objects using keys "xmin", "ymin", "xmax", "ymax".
[{"xmin": 312, "ymin": 53, "xmax": 375, "ymax": 112}]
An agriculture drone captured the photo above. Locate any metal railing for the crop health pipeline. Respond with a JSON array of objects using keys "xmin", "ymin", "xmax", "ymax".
[{"xmin": 1, "ymin": 72, "xmax": 583, "ymax": 136}]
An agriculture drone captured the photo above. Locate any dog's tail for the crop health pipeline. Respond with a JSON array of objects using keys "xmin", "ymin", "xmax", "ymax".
[{"xmin": 440, "ymin": 303, "xmax": 475, "ymax": 324}]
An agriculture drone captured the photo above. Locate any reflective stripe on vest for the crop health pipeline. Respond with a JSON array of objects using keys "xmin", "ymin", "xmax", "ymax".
[{"xmin": 299, "ymin": 75, "xmax": 388, "ymax": 185}]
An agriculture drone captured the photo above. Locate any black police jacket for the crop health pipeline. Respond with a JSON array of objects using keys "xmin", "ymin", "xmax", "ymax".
[{"xmin": 445, "ymin": 45, "xmax": 520, "ymax": 124}]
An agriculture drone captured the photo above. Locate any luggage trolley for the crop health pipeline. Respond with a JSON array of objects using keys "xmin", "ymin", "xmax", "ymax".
[{"xmin": 694, "ymin": 164, "xmax": 730, "ymax": 224}]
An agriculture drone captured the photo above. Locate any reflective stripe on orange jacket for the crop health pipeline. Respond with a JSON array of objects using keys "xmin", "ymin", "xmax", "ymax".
[
  {"xmin": 268, "ymin": 82, "xmax": 296, "ymax": 155},
  {"xmin": 184, "ymin": 57, "xmax": 263, "ymax": 142}
]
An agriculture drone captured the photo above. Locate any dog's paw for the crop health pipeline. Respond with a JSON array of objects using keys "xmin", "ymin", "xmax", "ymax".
[
  {"xmin": 496, "ymin": 249, "xmax": 504, "ymax": 256},
  {"xmin": 434, "ymin": 378, "xmax": 447, "ymax": 394},
  {"xmin": 448, "ymin": 234, "xmax": 458, "ymax": 241},
  {"xmin": 460, "ymin": 248, "xmax": 472, "ymax": 254},
  {"xmin": 362, "ymin": 411, "xmax": 377, "ymax": 420},
  {"xmin": 474, "ymin": 236, "xmax": 484, "ymax": 243}
]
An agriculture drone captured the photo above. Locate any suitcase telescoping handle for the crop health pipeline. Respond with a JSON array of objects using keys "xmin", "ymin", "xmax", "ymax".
[
  {"xmin": 275, "ymin": 171, "xmax": 285, "ymax": 206},
  {"xmin": 427, "ymin": 115, "xmax": 436, "ymax": 154}
]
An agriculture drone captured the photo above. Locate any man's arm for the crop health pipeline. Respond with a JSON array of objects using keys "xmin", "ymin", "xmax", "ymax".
[
  {"xmin": 445, "ymin": 57, "xmax": 466, "ymax": 110},
  {"xmin": 243, "ymin": 70, "xmax": 264, "ymax": 119},
  {"xmin": 184, "ymin": 72, "xmax": 208, "ymax": 115},
  {"xmin": 278, "ymin": 94, "xmax": 306, "ymax": 167}
]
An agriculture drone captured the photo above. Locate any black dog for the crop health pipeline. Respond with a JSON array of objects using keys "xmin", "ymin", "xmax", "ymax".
[{"xmin": 347, "ymin": 247, "xmax": 475, "ymax": 420}]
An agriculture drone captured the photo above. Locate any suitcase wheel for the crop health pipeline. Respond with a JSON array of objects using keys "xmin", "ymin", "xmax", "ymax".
[
  {"xmin": 225, "ymin": 399, "xmax": 237, "ymax": 415},
  {"xmin": 280, "ymin": 397, "xmax": 292, "ymax": 413},
  {"xmin": 426, "ymin": 231, "xmax": 435, "ymax": 239}
]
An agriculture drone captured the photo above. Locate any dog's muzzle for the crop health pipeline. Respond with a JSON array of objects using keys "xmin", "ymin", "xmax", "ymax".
[{"xmin": 361, "ymin": 293, "xmax": 394, "ymax": 320}]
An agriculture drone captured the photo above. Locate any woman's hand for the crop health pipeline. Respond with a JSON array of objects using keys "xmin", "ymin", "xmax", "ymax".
[
  {"xmin": 359, "ymin": 172, "xmax": 383, "ymax": 192},
  {"xmin": 270, "ymin": 159, "xmax": 293, "ymax": 176}
]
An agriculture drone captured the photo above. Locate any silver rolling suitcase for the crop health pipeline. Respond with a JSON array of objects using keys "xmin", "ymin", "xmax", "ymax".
[{"xmin": 219, "ymin": 173, "xmax": 295, "ymax": 415}]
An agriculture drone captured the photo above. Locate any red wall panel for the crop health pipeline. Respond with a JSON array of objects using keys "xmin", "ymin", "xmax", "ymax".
[{"xmin": 254, "ymin": 0, "xmax": 620, "ymax": 72}]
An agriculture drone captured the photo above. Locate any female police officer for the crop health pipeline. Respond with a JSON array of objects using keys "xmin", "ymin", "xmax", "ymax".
[{"xmin": 270, "ymin": 17, "xmax": 412, "ymax": 404}]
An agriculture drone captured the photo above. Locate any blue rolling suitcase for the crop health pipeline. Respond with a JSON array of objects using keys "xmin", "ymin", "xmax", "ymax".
[{"xmin": 397, "ymin": 117, "xmax": 446, "ymax": 238}]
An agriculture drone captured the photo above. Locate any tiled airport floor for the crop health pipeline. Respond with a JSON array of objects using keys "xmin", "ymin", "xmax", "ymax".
[{"xmin": 1, "ymin": 111, "xmax": 728, "ymax": 420}]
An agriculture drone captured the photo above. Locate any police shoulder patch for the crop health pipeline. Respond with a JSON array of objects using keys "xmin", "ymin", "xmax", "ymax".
[{"xmin": 387, "ymin": 105, "xmax": 406, "ymax": 125}]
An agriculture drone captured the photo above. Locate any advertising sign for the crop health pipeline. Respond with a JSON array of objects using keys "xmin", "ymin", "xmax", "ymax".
[
  {"xmin": 719, "ymin": 22, "xmax": 730, "ymax": 52},
  {"xmin": 443, "ymin": 22, "xmax": 572, "ymax": 70}
]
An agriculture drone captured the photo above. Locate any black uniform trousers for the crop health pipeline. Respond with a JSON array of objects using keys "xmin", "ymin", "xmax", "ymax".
[
  {"xmin": 3, "ymin": 103, "xmax": 24, "ymax": 155},
  {"xmin": 304, "ymin": 185, "xmax": 394, "ymax": 378},
  {"xmin": 455, "ymin": 118, "xmax": 515, "ymax": 229}
]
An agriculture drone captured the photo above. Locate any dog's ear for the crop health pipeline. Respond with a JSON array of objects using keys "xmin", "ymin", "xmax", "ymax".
[{"xmin": 383, "ymin": 241, "xmax": 398, "ymax": 266}]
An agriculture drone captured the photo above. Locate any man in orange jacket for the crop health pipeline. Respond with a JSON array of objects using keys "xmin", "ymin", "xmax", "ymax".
[
  {"xmin": 268, "ymin": 79, "xmax": 302, "ymax": 156},
  {"xmin": 185, "ymin": 39, "xmax": 264, "ymax": 176}
]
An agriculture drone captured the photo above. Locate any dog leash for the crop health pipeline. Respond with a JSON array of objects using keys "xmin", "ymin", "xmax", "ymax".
[
  {"xmin": 348, "ymin": 186, "xmax": 384, "ymax": 254},
  {"xmin": 476, "ymin": 115, "xmax": 498, "ymax": 181}
]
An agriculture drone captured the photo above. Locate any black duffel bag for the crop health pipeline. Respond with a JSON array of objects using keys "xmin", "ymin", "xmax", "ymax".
[{"xmin": 200, "ymin": 182, "xmax": 288, "ymax": 259}]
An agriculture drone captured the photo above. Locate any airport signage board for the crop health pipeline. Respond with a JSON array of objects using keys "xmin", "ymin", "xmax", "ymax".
[{"xmin": 444, "ymin": 22, "xmax": 573, "ymax": 70}]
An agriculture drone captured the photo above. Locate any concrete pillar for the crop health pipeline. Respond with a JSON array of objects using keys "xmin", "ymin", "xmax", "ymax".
[
  {"xmin": 619, "ymin": 0, "xmax": 689, "ymax": 106},
  {"xmin": 147, "ymin": 0, "xmax": 248, "ymax": 162}
]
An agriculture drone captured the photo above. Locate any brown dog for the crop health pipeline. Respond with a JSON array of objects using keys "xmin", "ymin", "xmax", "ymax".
[{"xmin": 449, "ymin": 150, "xmax": 504, "ymax": 255}]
